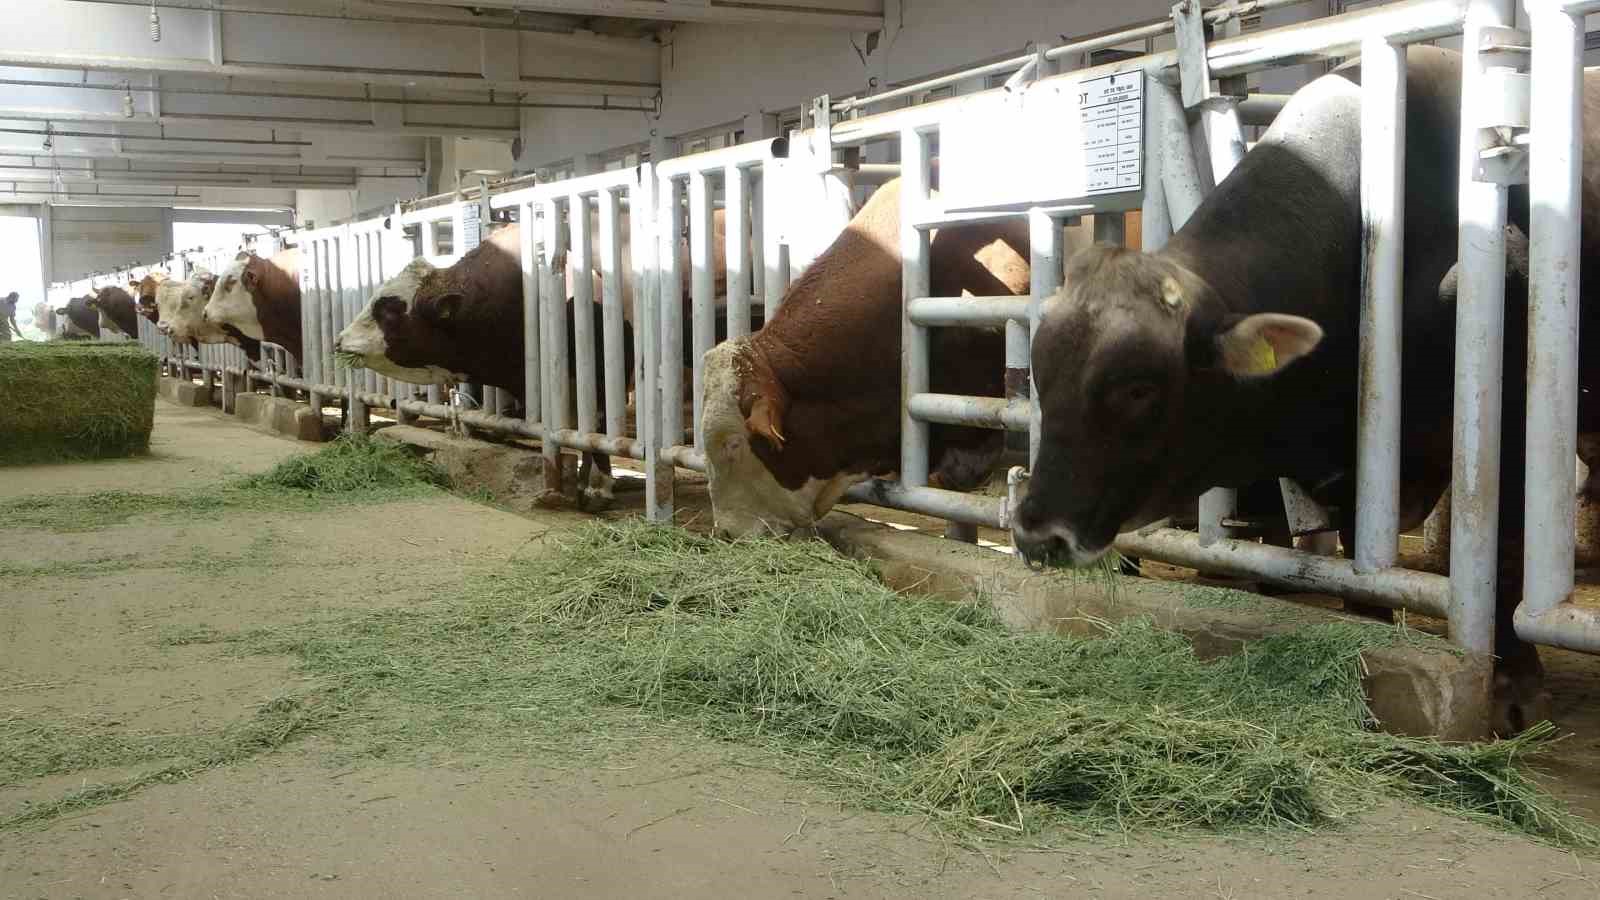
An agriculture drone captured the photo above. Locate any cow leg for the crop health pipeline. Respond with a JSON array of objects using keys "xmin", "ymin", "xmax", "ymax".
[{"xmin": 577, "ymin": 453, "xmax": 615, "ymax": 511}]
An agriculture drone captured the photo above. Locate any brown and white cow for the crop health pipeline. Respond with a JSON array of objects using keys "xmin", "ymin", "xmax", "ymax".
[
  {"xmin": 204, "ymin": 247, "xmax": 303, "ymax": 361},
  {"xmin": 131, "ymin": 272, "xmax": 169, "ymax": 324},
  {"xmin": 84, "ymin": 285, "xmax": 141, "ymax": 338},
  {"xmin": 700, "ymin": 177, "xmax": 1032, "ymax": 538},
  {"xmin": 154, "ymin": 270, "xmax": 226, "ymax": 345},
  {"xmin": 334, "ymin": 223, "xmax": 636, "ymax": 507}
]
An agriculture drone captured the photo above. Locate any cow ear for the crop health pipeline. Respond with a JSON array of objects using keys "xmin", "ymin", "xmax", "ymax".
[
  {"xmin": 242, "ymin": 267, "xmax": 259, "ymax": 291},
  {"xmin": 745, "ymin": 396, "xmax": 786, "ymax": 450},
  {"xmin": 431, "ymin": 293, "xmax": 463, "ymax": 323},
  {"xmin": 1213, "ymin": 313, "xmax": 1323, "ymax": 377}
]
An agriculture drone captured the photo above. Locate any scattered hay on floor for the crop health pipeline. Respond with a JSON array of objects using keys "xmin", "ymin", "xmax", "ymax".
[
  {"xmin": 0, "ymin": 341, "xmax": 157, "ymax": 465},
  {"xmin": 0, "ymin": 435, "xmax": 448, "ymax": 531}
]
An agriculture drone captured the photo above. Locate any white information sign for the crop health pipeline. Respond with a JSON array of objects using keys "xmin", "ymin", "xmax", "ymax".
[
  {"xmin": 460, "ymin": 202, "xmax": 483, "ymax": 252},
  {"xmin": 939, "ymin": 70, "xmax": 1145, "ymax": 214}
]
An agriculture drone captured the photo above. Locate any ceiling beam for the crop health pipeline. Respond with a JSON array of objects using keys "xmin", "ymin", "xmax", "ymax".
[
  {"xmin": 3, "ymin": 1, "xmax": 661, "ymax": 96},
  {"xmin": 390, "ymin": 0, "xmax": 883, "ymax": 29},
  {"xmin": 65, "ymin": 0, "xmax": 613, "ymax": 36},
  {"xmin": 0, "ymin": 107, "xmax": 522, "ymax": 139}
]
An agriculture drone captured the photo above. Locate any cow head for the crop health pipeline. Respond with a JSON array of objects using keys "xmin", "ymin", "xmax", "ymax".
[
  {"xmin": 134, "ymin": 273, "xmax": 167, "ymax": 322},
  {"xmin": 155, "ymin": 270, "xmax": 226, "ymax": 343},
  {"xmin": 203, "ymin": 252, "xmax": 265, "ymax": 339},
  {"xmin": 335, "ymin": 258, "xmax": 468, "ymax": 384},
  {"xmin": 701, "ymin": 340, "xmax": 866, "ymax": 539},
  {"xmin": 1010, "ymin": 245, "xmax": 1323, "ymax": 568}
]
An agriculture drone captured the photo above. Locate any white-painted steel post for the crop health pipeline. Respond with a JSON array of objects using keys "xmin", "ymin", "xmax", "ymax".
[
  {"xmin": 1519, "ymin": 2, "xmax": 1582, "ymax": 634},
  {"xmin": 597, "ymin": 188, "xmax": 626, "ymax": 439},
  {"xmin": 1354, "ymin": 37, "xmax": 1407, "ymax": 573},
  {"xmin": 725, "ymin": 164, "xmax": 752, "ymax": 340},
  {"xmin": 750, "ymin": 170, "xmax": 766, "ymax": 310},
  {"xmin": 542, "ymin": 201, "xmax": 570, "ymax": 491},
  {"xmin": 1142, "ymin": 77, "xmax": 1174, "ymax": 252},
  {"xmin": 1450, "ymin": 0, "xmax": 1514, "ymax": 656},
  {"xmin": 570, "ymin": 193, "xmax": 597, "ymax": 438},
  {"xmin": 520, "ymin": 200, "xmax": 541, "ymax": 428},
  {"xmin": 1028, "ymin": 209, "xmax": 1064, "ymax": 469},
  {"xmin": 635, "ymin": 167, "xmax": 671, "ymax": 521},
  {"xmin": 762, "ymin": 161, "xmax": 791, "ymax": 313},
  {"xmin": 900, "ymin": 126, "xmax": 932, "ymax": 488},
  {"xmin": 690, "ymin": 169, "xmax": 715, "ymax": 452},
  {"xmin": 659, "ymin": 176, "xmax": 686, "ymax": 451}
]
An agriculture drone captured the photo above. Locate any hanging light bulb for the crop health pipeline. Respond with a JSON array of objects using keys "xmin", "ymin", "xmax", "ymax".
[
  {"xmin": 149, "ymin": 1, "xmax": 161, "ymax": 42},
  {"xmin": 122, "ymin": 84, "xmax": 135, "ymax": 118},
  {"xmin": 41, "ymin": 123, "xmax": 52, "ymax": 151}
]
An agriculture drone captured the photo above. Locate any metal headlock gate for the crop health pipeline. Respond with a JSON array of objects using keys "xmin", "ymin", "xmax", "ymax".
[{"xmin": 66, "ymin": 0, "xmax": 1600, "ymax": 667}]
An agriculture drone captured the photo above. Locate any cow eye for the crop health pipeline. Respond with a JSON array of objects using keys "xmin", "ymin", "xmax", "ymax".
[{"xmin": 1105, "ymin": 378, "xmax": 1161, "ymax": 419}]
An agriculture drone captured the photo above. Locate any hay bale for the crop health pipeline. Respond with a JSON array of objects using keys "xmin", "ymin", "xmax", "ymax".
[{"xmin": 0, "ymin": 341, "xmax": 158, "ymax": 465}]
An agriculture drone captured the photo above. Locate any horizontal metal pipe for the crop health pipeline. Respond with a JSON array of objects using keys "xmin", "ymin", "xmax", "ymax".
[
  {"xmin": 1207, "ymin": 0, "xmax": 1468, "ymax": 77},
  {"xmin": 850, "ymin": 163, "xmax": 902, "ymax": 184},
  {"xmin": 0, "ymin": 126, "xmax": 311, "ymax": 146},
  {"xmin": 654, "ymin": 137, "xmax": 789, "ymax": 177},
  {"xmin": 1114, "ymin": 528, "xmax": 1450, "ymax": 617},
  {"xmin": 908, "ymin": 393, "xmax": 1029, "ymax": 432},
  {"xmin": 489, "ymin": 168, "xmax": 645, "ymax": 209},
  {"xmin": 1236, "ymin": 92, "xmax": 1291, "ymax": 125},
  {"xmin": 843, "ymin": 480, "xmax": 1006, "ymax": 529},
  {"xmin": 907, "ymin": 295, "xmax": 1031, "ymax": 326},
  {"xmin": 547, "ymin": 429, "xmax": 646, "ymax": 461},
  {"xmin": 395, "ymin": 399, "xmax": 541, "ymax": 438},
  {"xmin": 660, "ymin": 444, "xmax": 706, "ymax": 472},
  {"xmin": 1515, "ymin": 603, "xmax": 1600, "ymax": 654}
]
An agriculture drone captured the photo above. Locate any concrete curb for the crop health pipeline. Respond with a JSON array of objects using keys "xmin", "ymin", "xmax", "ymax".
[
  {"xmin": 234, "ymin": 393, "xmax": 328, "ymax": 442},
  {"xmin": 816, "ymin": 512, "xmax": 1492, "ymax": 741},
  {"xmin": 158, "ymin": 375, "xmax": 213, "ymax": 407}
]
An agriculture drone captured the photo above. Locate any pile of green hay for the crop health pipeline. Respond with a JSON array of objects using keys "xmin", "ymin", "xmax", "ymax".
[
  {"xmin": 0, "ymin": 341, "xmax": 158, "ymax": 465},
  {"xmin": 475, "ymin": 521, "xmax": 1588, "ymax": 844}
]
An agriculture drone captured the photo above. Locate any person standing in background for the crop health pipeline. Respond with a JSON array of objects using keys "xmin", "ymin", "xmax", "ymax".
[{"xmin": 0, "ymin": 292, "xmax": 19, "ymax": 342}]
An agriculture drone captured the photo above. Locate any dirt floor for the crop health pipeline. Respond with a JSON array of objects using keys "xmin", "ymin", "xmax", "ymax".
[{"xmin": 6, "ymin": 401, "xmax": 1600, "ymax": 899}]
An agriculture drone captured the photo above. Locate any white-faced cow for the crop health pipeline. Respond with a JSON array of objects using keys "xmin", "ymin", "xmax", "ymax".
[
  {"xmin": 154, "ymin": 270, "xmax": 228, "ymax": 346},
  {"xmin": 84, "ymin": 285, "xmax": 141, "ymax": 338},
  {"xmin": 334, "ymin": 223, "xmax": 638, "ymax": 508},
  {"xmin": 701, "ymin": 177, "xmax": 1032, "ymax": 538},
  {"xmin": 204, "ymin": 247, "xmax": 302, "ymax": 362},
  {"xmin": 1012, "ymin": 46, "xmax": 1600, "ymax": 736}
]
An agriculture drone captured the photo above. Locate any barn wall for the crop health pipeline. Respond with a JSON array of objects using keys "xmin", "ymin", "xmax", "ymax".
[
  {"xmin": 49, "ymin": 205, "xmax": 292, "ymax": 282},
  {"xmin": 515, "ymin": 0, "xmax": 1347, "ymax": 172}
]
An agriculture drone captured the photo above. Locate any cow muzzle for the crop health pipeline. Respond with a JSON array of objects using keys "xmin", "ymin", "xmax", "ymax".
[{"xmin": 1011, "ymin": 525, "xmax": 1107, "ymax": 571}]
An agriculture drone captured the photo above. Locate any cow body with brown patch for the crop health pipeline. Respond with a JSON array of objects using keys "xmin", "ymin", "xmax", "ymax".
[
  {"xmin": 204, "ymin": 247, "xmax": 302, "ymax": 363},
  {"xmin": 701, "ymin": 178, "xmax": 1031, "ymax": 538},
  {"xmin": 86, "ymin": 286, "xmax": 140, "ymax": 338}
]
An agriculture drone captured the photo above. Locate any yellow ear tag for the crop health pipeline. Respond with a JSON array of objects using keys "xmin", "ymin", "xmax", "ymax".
[{"xmin": 1240, "ymin": 336, "xmax": 1278, "ymax": 375}]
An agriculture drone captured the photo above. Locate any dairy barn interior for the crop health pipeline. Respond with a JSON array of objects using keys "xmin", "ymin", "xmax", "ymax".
[{"xmin": 12, "ymin": 0, "xmax": 1600, "ymax": 895}]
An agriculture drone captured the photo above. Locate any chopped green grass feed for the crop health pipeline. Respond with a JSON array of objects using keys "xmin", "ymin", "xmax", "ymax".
[
  {"xmin": 0, "ymin": 341, "xmax": 158, "ymax": 464},
  {"xmin": 221, "ymin": 520, "xmax": 1592, "ymax": 847},
  {"xmin": 0, "ymin": 435, "xmax": 448, "ymax": 532}
]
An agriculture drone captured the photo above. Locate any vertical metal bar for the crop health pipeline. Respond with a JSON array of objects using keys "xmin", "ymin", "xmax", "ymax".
[
  {"xmin": 421, "ymin": 219, "xmax": 438, "ymax": 258},
  {"xmin": 543, "ymin": 200, "xmax": 570, "ymax": 490},
  {"xmin": 762, "ymin": 162, "xmax": 790, "ymax": 314},
  {"xmin": 1354, "ymin": 37, "xmax": 1407, "ymax": 573},
  {"xmin": 690, "ymin": 169, "xmax": 715, "ymax": 452},
  {"xmin": 1521, "ymin": 4, "xmax": 1582, "ymax": 624},
  {"xmin": 598, "ymin": 187, "xmax": 626, "ymax": 438},
  {"xmin": 636, "ymin": 167, "xmax": 671, "ymax": 521},
  {"xmin": 750, "ymin": 170, "xmax": 766, "ymax": 309},
  {"xmin": 521, "ymin": 200, "xmax": 542, "ymax": 426},
  {"xmin": 1027, "ymin": 209, "xmax": 1063, "ymax": 470},
  {"xmin": 725, "ymin": 164, "xmax": 752, "ymax": 340},
  {"xmin": 319, "ymin": 237, "xmax": 337, "ymax": 397},
  {"xmin": 1141, "ymin": 77, "xmax": 1174, "ymax": 253},
  {"xmin": 571, "ymin": 192, "xmax": 598, "ymax": 438},
  {"xmin": 900, "ymin": 126, "xmax": 932, "ymax": 488},
  {"xmin": 1450, "ymin": 0, "xmax": 1514, "ymax": 656},
  {"xmin": 660, "ymin": 176, "xmax": 685, "ymax": 450},
  {"xmin": 342, "ymin": 231, "xmax": 368, "ymax": 432},
  {"xmin": 1154, "ymin": 79, "xmax": 1207, "ymax": 230}
]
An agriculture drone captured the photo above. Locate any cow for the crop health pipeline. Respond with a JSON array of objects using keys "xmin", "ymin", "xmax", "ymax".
[
  {"xmin": 55, "ymin": 296, "xmax": 101, "ymax": 340},
  {"xmin": 131, "ymin": 272, "xmax": 168, "ymax": 323},
  {"xmin": 333, "ymin": 224, "xmax": 639, "ymax": 508},
  {"xmin": 154, "ymin": 270, "xmax": 230, "ymax": 347},
  {"xmin": 700, "ymin": 176, "xmax": 1032, "ymax": 539},
  {"xmin": 203, "ymin": 247, "xmax": 303, "ymax": 361},
  {"xmin": 0, "ymin": 292, "xmax": 18, "ymax": 342},
  {"xmin": 1010, "ymin": 46, "xmax": 1600, "ymax": 737},
  {"xmin": 84, "ymin": 286, "xmax": 140, "ymax": 338}
]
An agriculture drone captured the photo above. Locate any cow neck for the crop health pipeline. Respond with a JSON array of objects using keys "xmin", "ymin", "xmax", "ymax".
[
  {"xmin": 427, "ymin": 225, "xmax": 525, "ymax": 400},
  {"xmin": 255, "ymin": 248, "xmax": 304, "ymax": 358}
]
